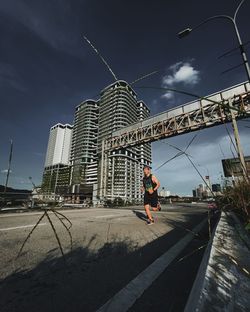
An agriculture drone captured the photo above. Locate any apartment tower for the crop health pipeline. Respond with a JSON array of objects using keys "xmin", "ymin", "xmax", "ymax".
[
  {"xmin": 70, "ymin": 99, "xmax": 99, "ymax": 196},
  {"xmin": 98, "ymin": 81, "xmax": 151, "ymax": 203}
]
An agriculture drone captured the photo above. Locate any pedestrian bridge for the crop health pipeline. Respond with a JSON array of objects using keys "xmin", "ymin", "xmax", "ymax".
[{"xmin": 104, "ymin": 81, "xmax": 250, "ymax": 151}]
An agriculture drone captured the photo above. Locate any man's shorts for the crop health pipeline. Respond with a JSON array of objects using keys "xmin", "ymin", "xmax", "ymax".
[{"xmin": 144, "ymin": 193, "xmax": 158, "ymax": 208}]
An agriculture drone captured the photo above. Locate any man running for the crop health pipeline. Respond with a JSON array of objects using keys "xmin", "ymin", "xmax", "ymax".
[{"xmin": 142, "ymin": 165, "xmax": 161, "ymax": 225}]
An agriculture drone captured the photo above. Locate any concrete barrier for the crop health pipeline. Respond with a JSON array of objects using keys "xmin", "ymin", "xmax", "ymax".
[{"xmin": 185, "ymin": 211, "xmax": 250, "ymax": 312}]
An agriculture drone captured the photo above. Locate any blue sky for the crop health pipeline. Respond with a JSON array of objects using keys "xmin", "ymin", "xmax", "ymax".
[{"xmin": 0, "ymin": 0, "xmax": 250, "ymax": 194}]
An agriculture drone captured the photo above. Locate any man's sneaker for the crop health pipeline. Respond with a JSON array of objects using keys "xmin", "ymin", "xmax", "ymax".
[{"xmin": 147, "ymin": 218, "xmax": 154, "ymax": 225}]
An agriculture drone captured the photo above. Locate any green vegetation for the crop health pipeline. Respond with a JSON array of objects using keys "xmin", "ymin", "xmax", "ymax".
[{"xmin": 219, "ymin": 179, "xmax": 250, "ymax": 230}]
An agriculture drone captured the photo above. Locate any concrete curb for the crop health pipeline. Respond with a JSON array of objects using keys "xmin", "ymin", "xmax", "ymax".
[
  {"xmin": 230, "ymin": 212, "xmax": 250, "ymax": 249},
  {"xmin": 185, "ymin": 211, "xmax": 250, "ymax": 312},
  {"xmin": 184, "ymin": 219, "xmax": 218, "ymax": 312}
]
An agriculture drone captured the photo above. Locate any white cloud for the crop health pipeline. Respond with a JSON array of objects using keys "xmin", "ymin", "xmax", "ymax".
[
  {"xmin": 161, "ymin": 91, "xmax": 174, "ymax": 100},
  {"xmin": 161, "ymin": 61, "xmax": 200, "ymax": 100},
  {"xmin": 163, "ymin": 61, "xmax": 200, "ymax": 87}
]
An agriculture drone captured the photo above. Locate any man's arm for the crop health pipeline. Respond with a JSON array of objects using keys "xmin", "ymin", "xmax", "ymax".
[
  {"xmin": 141, "ymin": 180, "xmax": 145, "ymax": 193},
  {"xmin": 152, "ymin": 175, "xmax": 160, "ymax": 192}
]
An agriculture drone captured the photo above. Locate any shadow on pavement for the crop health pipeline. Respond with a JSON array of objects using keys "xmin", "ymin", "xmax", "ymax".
[
  {"xmin": 0, "ymin": 212, "xmax": 208, "ymax": 312},
  {"xmin": 132, "ymin": 209, "xmax": 148, "ymax": 222},
  {"xmin": 0, "ymin": 239, "xmax": 135, "ymax": 312}
]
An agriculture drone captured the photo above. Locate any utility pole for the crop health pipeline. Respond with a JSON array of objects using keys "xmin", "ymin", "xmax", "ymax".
[
  {"xmin": 229, "ymin": 99, "xmax": 248, "ymax": 181},
  {"xmin": 4, "ymin": 139, "xmax": 13, "ymax": 194},
  {"xmin": 29, "ymin": 176, "xmax": 36, "ymax": 208}
]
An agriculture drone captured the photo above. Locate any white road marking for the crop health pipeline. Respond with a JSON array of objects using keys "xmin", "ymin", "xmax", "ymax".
[
  {"xmin": 97, "ymin": 218, "xmax": 207, "ymax": 312},
  {"xmin": 0, "ymin": 208, "xmax": 129, "ymax": 218},
  {"xmin": 95, "ymin": 213, "xmax": 131, "ymax": 219},
  {"xmin": 0, "ymin": 223, "xmax": 47, "ymax": 231},
  {"xmin": 0, "ymin": 212, "xmax": 44, "ymax": 218},
  {"xmin": 1, "ymin": 207, "xmax": 27, "ymax": 211},
  {"xmin": 0, "ymin": 212, "xmax": 131, "ymax": 230}
]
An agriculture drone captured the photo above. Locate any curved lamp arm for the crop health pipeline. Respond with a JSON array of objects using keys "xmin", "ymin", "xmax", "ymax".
[{"xmin": 178, "ymin": 15, "xmax": 233, "ymax": 38}]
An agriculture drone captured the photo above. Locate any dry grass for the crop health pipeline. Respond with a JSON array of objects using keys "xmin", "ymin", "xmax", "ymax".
[{"xmin": 219, "ymin": 179, "xmax": 250, "ymax": 226}]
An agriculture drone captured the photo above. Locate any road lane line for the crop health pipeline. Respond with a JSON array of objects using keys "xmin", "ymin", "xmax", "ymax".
[
  {"xmin": 97, "ymin": 218, "xmax": 207, "ymax": 312},
  {"xmin": 0, "ymin": 223, "xmax": 47, "ymax": 231},
  {"xmin": 0, "ymin": 212, "xmax": 44, "ymax": 218},
  {"xmin": 95, "ymin": 213, "xmax": 131, "ymax": 219},
  {"xmin": 0, "ymin": 208, "xmax": 128, "ymax": 218}
]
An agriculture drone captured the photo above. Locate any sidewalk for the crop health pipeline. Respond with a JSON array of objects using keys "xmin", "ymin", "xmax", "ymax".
[{"xmin": 186, "ymin": 211, "xmax": 250, "ymax": 312}]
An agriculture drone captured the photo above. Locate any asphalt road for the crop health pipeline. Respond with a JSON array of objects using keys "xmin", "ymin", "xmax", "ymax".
[{"xmin": 0, "ymin": 205, "xmax": 216, "ymax": 312}]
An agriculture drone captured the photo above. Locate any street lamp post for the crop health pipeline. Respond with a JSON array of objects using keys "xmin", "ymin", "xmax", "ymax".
[
  {"xmin": 178, "ymin": 0, "xmax": 250, "ymax": 81},
  {"xmin": 4, "ymin": 139, "xmax": 13, "ymax": 194},
  {"xmin": 178, "ymin": 0, "xmax": 249, "ymax": 181}
]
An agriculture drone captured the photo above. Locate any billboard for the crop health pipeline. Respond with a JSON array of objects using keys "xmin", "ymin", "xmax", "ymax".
[{"xmin": 222, "ymin": 156, "xmax": 250, "ymax": 177}]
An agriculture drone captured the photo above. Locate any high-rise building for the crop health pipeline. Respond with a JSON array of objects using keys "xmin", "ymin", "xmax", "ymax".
[
  {"xmin": 137, "ymin": 101, "xmax": 151, "ymax": 163},
  {"xmin": 97, "ymin": 80, "xmax": 138, "ymax": 153},
  {"xmin": 193, "ymin": 179, "xmax": 215, "ymax": 199},
  {"xmin": 44, "ymin": 123, "xmax": 73, "ymax": 167},
  {"xmin": 196, "ymin": 184, "xmax": 204, "ymax": 198},
  {"xmin": 136, "ymin": 101, "xmax": 152, "ymax": 187},
  {"xmin": 97, "ymin": 80, "xmax": 151, "ymax": 203},
  {"xmin": 42, "ymin": 123, "xmax": 73, "ymax": 194},
  {"xmin": 70, "ymin": 100, "xmax": 99, "ymax": 195},
  {"xmin": 41, "ymin": 81, "xmax": 152, "ymax": 204},
  {"xmin": 204, "ymin": 175, "xmax": 212, "ymax": 197}
]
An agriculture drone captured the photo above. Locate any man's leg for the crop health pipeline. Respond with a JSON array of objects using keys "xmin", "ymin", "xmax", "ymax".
[
  {"xmin": 151, "ymin": 196, "xmax": 159, "ymax": 211},
  {"xmin": 152, "ymin": 202, "xmax": 161, "ymax": 211},
  {"xmin": 144, "ymin": 204, "xmax": 153, "ymax": 221}
]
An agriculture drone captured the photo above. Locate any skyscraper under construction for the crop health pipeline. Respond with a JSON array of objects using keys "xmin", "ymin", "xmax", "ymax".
[{"xmin": 97, "ymin": 80, "xmax": 151, "ymax": 203}]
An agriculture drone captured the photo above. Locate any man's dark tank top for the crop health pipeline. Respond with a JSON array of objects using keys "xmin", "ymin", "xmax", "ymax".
[{"xmin": 143, "ymin": 174, "xmax": 157, "ymax": 195}]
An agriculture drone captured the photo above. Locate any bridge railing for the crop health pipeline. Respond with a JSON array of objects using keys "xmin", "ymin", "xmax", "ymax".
[{"xmin": 104, "ymin": 81, "xmax": 250, "ymax": 151}]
